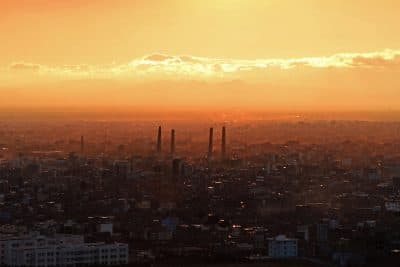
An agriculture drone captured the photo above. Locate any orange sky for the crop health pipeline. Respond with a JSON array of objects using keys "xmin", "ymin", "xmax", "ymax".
[{"xmin": 1, "ymin": 0, "xmax": 400, "ymax": 111}]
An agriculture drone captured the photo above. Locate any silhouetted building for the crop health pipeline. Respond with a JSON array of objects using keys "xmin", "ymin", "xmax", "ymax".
[
  {"xmin": 221, "ymin": 126, "xmax": 226, "ymax": 159},
  {"xmin": 208, "ymin": 127, "xmax": 213, "ymax": 159},
  {"xmin": 80, "ymin": 135, "xmax": 84, "ymax": 154},
  {"xmin": 171, "ymin": 129, "xmax": 175, "ymax": 155},
  {"xmin": 113, "ymin": 160, "xmax": 131, "ymax": 179},
  {"xmin": 172, "ymin": 158, "xmax": 182, "ymax": 176},
  {"xmin": 393, "ymin": 176, "xmax": 400, "ymax": 191},
  {"xmin": 157, "ymin": 126, "xmax": 162, "ymax": 154}
]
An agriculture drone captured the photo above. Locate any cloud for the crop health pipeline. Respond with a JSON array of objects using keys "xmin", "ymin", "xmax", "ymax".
[
  {"xmin": 179, "ymin": 55, "xmax": 204, "ymax": 64},
  {"xmin": 350, "ymin": 54, "xmax": 400, "ymax": 68},
  {"xmin": 9, "ymin": 62, "xmax": 42, "ymax": 71},
  {"xmin": 143, "ymin": 54, "xmax": 174, "ymax": 62},
  {"xmin": 5, "ymin": 49, "xmax": 400, "ymax": 80}
]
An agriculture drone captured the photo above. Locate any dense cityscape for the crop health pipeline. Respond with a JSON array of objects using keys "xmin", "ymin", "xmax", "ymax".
[
  {"xmin": 1, "ymin": 117, "xmax": 400, "ymax": 267},
  {"xmin": 2, "ymin": 0, "xmax": 400, "ymax": 266}
]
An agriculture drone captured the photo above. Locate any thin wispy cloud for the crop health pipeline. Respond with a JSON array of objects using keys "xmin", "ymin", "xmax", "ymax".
[{"xmin": 5, "ymin": 49, "xmax": 400, "ymax": 79}]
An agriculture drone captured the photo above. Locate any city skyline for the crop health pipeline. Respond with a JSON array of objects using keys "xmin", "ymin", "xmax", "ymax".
[{"xmin": 2, "ymin": 2, "xmax": 400, "ymax": 267}]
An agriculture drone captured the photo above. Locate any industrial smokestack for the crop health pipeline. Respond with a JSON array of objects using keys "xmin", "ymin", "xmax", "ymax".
[
  {"xmin": 221, "ymin": 126, "xmax": 226, "ymax": 159},
  {"xmin": 104, "ymin": 127, "xmax": 108, "ymax": 154},
  {"xmin": 157, "ymin": 126, "xmax": 162, "ymax": 154},
  {"xmin": 208, "ymin": 127, "xmax": 213, "ymax": 159},
  {"xmin": 170, "ymin": 129, "xmax": 175, "ymax": 155},
  {"xmin": 80, "ymin": 135, "xmax": 84, "ymax": 154}
]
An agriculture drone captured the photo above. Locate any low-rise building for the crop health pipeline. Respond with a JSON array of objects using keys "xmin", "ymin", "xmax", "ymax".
[
  {"xmin": 267, "ymin": 235, "xmax": 298, "ymax": 258},
  {"xmin": 0, "ymin": 233, "xmax": 128, "ymax": 267}
]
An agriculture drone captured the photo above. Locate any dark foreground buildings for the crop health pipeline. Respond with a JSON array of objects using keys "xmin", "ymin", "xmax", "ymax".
[{"xmin": 1, "ymin": 120, "xmax": 400, "ymax": 266}]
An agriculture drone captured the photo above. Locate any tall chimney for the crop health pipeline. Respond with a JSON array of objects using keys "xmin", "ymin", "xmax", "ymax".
[
  {"xmin": 208, "ymin": 127, "xmax": 213, "ymax": 159},
  {"xmin": 80, "ymin": 135, "xmax": 84, "ymax": 154},
  {"xmin": 221, "ymin": 126, "xmax": 226, "ymax": 159},
  {"xmin": 104, "ymin": 127, "xmax": 108, "ymax": 154},
  {"xmin": 170, "ymin": 129, "xmax": 175, "ymax": 155},
  {"xmin": 157, "ymin": 126, "xmax": 162, "ymax": 154}
]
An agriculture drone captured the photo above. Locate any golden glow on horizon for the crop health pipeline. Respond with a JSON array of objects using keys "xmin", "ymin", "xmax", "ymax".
[{"xmin": 1, "ymin": 0, "xmax": 400, "ymax": 111}]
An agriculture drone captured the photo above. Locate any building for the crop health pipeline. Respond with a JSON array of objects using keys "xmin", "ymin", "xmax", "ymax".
[
  {"xmin": 113, "ymin": 160, "xmax": 132, "ymax": 179},
  {"xmin": 0, "ymin": 233, "xmax": 128, "ymax": 267},
  {"xmin": 393, "ymin": 176, "xmax": 400, "ymax": 191},
  {"xmin": 208, "ymin": 127, "xmax": 213, "ymax": 159},
  {"xmin": 316, "ymin": 223, "xmax": 328, "ymax": 242},
  {"xmin": 385, "ymin": 200, "xmax": 400, "ymax": 212},
  {"xmin": 97, "ymin": 223, "xmax": 113, "ymax": 235},
  {"xmin": 267, "ymin": 235, "xmax": 298, "ymax": 258}
]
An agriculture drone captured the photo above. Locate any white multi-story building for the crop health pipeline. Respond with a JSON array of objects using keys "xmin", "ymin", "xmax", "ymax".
[
  {"xmin": 267, "ymin": 235, "xmax": 298, "ymax": 258},
  {"xmin": 385, "ymin": 201, "xmax": 400, "ymax": 212},
  {"xmin": 0, "ymin": 233, "xmax": 128, "ymax": 267}
]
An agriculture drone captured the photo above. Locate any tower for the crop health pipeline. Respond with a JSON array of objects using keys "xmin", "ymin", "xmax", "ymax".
[
  {"xmin": 208, "ymin": 127, "xmax": 213, "ymax": 159},
  {"xmin": 104, "ymin": 127, "xmax": 108, "ymax": 154},
  {"xmin": 157, "ymin": 126, "xmax": 162, "ymax": 154},
  {"xmin": 80, "ymin": 135, "xmax": 84, "ymax": 154},
  {"xmin": 221, "ymin": 126, "xmax": 226, "ymax": 159},
  {"xmin": 170, "ymin": 129, "xmax": 175, "ymax": 155}
]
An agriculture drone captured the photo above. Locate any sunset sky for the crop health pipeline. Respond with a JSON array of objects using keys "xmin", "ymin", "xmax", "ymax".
[{"xmin": 1, "ymin": 0, "xmax": 400, "ymax": 111}]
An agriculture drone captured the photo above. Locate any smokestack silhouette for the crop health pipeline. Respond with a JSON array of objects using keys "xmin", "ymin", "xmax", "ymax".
[
  {"xmin": 170, "ymin": 129, "xmax": 175, "ymax": 155},
  {"xmin": 157, "ymin": 126, "xmax": 162, "ymax": 154},
  {"xmin": 221, "ymin": 126, "xmax": 226, "ymax": 159},
  {"xmin": 208, "ymin": 127, "xmax": 213, "ymax": 159},
  {"xmin": 104, "ymin": 127, "xmax": 108, "ymax": 154},
  {"xmin": 80, "ymin": 135, "xmax": 84, "ymax": 154}
]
